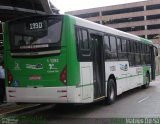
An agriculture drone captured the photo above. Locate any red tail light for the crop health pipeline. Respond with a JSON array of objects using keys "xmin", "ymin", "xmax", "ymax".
[
  {"xmin": 60, "ymin": 66, "xmax": 67, "ymax": 85},
  {"xmin": 7, "ymin": 70, "xmax": 13, "ymax": 86}
]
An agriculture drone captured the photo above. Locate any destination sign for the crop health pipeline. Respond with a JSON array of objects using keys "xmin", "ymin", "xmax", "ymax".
[{"xmin": 26, "ymin": 21, "xmax": 46, "ymax": 30}]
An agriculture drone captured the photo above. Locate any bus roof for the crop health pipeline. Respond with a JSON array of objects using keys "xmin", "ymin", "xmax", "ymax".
[{"xmin": 6, "ymin": 14, "xmax": 153, "ymax": 45}]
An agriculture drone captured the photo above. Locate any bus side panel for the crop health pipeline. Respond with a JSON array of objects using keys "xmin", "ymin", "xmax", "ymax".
[
  {"xmin": 105, "ymin": 61, "xmax": 144, "ymax": 96},
  {"xmin": 105, "ymin": 61, "xmax": 128, "ymax": 95}
]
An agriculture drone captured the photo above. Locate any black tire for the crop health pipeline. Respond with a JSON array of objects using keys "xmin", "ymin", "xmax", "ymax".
[
  {"xmin": 106, "ymin": 79, "xmax": 117, "ymax": 105},
  {"xmin": 142, "ymin": 73, "xmax": 150, "ymax": 89}
]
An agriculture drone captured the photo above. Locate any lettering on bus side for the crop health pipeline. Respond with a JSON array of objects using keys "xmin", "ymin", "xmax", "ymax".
[
  {"xmin": 120, "ymin": 64, "xmax": 128, "ymax": 71},
  {"xmin": 46, "ymin": 59, "xmax": 59, "ymax": 73},
  {"xmin": 26, "ymin": 64, "xmax": 43, "ymax": 70},
  {"xmin": 47, "ymin": 58, "xmax": 59, "ymax": 63}
]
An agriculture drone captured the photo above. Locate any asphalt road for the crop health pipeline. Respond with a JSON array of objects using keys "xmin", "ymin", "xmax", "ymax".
[{"xmin": 2, "ymin": 76, "xmax": 160, "ymax": 124}]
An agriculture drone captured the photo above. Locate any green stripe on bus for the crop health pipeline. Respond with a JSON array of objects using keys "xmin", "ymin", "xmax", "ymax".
[
  {"xmin": 140, "ymin": 38, "xmax": 152, "ymax": 44},
  {"xmin": 116, "ymin": 74, "xmax": 143, "ymax": 80}
]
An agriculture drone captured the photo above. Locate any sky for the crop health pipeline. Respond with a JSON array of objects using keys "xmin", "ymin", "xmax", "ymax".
[{"xmin": 51, "ymin": 0, "xmax": 147, "ymax": 13}]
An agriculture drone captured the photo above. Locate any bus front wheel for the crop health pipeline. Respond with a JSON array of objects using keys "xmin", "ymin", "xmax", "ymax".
[
  {"xmin": 142, "ymin": 73, "xmax": 150, "ymax": 89},
  {"xmin": 106, "ymin": 79, "xmax": 117, "ymax": 105}
]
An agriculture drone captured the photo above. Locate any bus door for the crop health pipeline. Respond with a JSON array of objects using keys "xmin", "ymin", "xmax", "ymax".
[{"xmin": 91, "ymin": 34, "xmax": 105, "ymax": 99}]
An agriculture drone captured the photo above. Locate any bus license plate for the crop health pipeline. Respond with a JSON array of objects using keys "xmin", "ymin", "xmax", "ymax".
[{"xmin": 29, "ymin": 75, "xmax": 41, "ymax": 80}]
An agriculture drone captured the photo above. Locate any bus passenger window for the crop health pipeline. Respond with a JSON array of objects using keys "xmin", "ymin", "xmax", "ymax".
[
  {"xmin": 135, "ymin": 43, "xmax": 141, "ymax": 65},
  {"xmin": 141, "ymin": 44, "xmax": 145, "ymax": 64},
  {"xmin": 117, "ymin": 38, "xmax": 121, "ymax": 52},
  {"xmin": 110, "ymin": 36, "xmax": 117, "ymax": 53},
  {"xmin": 81, "ymin": 30, "xmax": 89, "ymax": 50},
  {"xmin": 110, "ymin": 36, "xmax": 118, "ymax": 59},
  {"xmin": 121, "ymin": 39, "xmax": 127, "ymax": 52},
  {"xmin": 146, "ymin": 46, "xmax": 151, "ymax": 64},
  {"xmin": 104, "ymin": 36, "xmax": 110, "ymax": 51},
  {"xmin": 119, "ymin": 39, "xmax": 127, "ymax": 60},
  {"xmin": 126, "ymin": 40, "xmax": 130, "ymax": 52},
  {"xmin": 103, "ymin": 35, "xmax": 111, "ymax": 59},
  {"xmin": 76, "ymin": 27, "xmax": 91, "ymax": 61}
]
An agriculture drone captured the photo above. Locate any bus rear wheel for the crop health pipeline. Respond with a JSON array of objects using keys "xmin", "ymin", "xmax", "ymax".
[
  {"xmin": 106, "ymin": 79, "xmax": 117, "ymax": 105},
  {"xmin": 142, "ymin": 73, "xmax": 150, "ymax": 89}
]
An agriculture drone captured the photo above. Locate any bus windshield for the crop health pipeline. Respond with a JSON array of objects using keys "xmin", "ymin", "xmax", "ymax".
[{"xmin": 9, "ymin": 16, "xmax": 63, "ymax": 52}]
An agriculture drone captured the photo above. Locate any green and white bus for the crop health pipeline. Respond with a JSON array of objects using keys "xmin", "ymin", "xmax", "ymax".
[{"xmin": 3, "ymin": 14, "xmax": 158, "ymax": 104}]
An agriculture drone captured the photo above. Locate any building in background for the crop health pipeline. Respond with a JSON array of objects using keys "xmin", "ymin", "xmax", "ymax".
[
  {"xmin": 66, "ymin": 0, "xmax": 160, "ymax": 75},
  {"xmin": 66, "ymin": 0, "xmax": 160, "ymax": 44}
]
